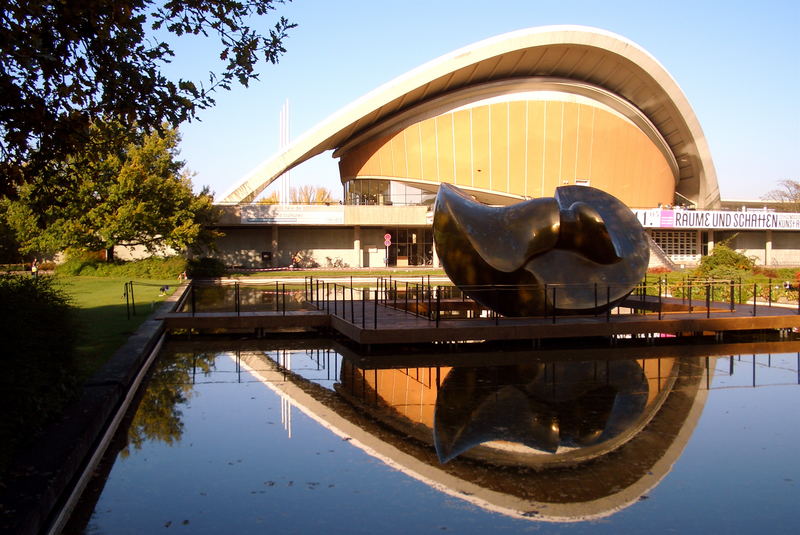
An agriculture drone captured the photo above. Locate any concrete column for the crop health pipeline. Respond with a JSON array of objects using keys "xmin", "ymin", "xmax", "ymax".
[
  {"xmin": 707, "ymin": 229, "xmax": 714, "ymax": 255},
  {"xmin": 353, "ymin": 225, "xmax": 361, "ymax": 268},
  {"xmin": 765, "ymin": 229, "xmax": 772, "ymax": 266},
  {"xmin": 271, "ymin": 226, "xmax": 279, "ymax": 265},
  {"xmin": 696, "ymin": 230, "xmax": 702, "ymax": 259},
  {"xmin": 432, "ymin": 241, "xmax": 440, "ymax": 267}
]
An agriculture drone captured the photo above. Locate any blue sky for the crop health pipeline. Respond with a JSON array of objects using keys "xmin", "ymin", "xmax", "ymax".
[{"xmin": 172, "ymin": 0, "xmax": 800, "ymax": 201}]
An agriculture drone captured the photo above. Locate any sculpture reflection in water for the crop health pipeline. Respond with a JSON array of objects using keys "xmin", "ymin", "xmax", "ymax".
[
  {"xmin": 327, "ymin": 352, "xmax": 707, "ymax": 521},
  {"xmin": 339, "ymin": 356, "xmax": 684, "ymax": 467},
  {"xmin": 434, "ymin": 360, "xmax": 655, "ymax": 464},
  {"xmin": 433, "ymin": 183, "xmax": 650, "ymax": 315}
]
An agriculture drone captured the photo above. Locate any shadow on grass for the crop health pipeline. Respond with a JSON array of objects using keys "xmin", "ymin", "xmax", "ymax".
[{"xmin": 74, "ymin": 299, "xmax": 169, "ymax": 380}]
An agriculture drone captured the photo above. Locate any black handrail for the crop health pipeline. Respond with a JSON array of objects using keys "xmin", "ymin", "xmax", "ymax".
[{"xmin": 180, "ymin": 277, "xmax": 800, "ymax": 332}]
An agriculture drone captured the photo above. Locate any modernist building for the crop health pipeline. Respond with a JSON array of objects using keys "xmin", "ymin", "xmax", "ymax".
[{"xmin": 212, "ymin": 26, "xmax": 798, "ymax": 269}]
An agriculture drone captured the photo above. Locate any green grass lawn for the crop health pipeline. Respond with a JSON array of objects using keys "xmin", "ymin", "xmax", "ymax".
[
  {"xmin": 60, "ymin": 270, "xmax": 441, "ymax": 378},
  {"xmin": 57, "ymin": 276, "xmax": 178, "ymax": 379}
]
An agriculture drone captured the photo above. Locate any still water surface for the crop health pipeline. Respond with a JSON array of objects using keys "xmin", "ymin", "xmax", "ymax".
[{"xmin": 69, "ymin": 340, "xmax": 800, "ymax": 534}]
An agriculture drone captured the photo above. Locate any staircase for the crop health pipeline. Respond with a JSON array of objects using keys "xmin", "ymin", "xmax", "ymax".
[{"xmin": 646, "ymin": 234, "xmax": 678, "ymax": 271}]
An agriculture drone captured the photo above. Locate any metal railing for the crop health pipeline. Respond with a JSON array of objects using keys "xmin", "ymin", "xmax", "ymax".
[
  {"xmin": 177, "ymin": 276, "xmax": 800, "ymax": 330},
  {"xmin": 123, "ymin": 280, "xmax": 179, "ymax": 319},
  {"xmin": 182, "ymin": 280, "xmax": 309, "ymax": 316}
]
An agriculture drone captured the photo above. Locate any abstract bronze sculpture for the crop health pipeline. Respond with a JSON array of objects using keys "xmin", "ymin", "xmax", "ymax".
[{"xmin": 433, "ymin": 183, "xmax": 649, "ymax": 316}]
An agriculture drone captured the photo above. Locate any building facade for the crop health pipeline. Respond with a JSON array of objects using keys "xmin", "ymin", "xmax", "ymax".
[{"xmin": 210, "ymin": 26, "xmax": 798, "ymax": 269}]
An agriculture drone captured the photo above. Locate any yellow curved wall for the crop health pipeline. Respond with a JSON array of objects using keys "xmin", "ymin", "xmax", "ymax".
[
  {"xmin": 339, "ymin": 100, "xmax": 675, "ymax": 207},
  {"xmin": 341, "ymin": 359, "xmax": 675, "ymax": 428},
  {"xmin": 341, "ymin": 365, "xmax": 448, "ymax": 427}
]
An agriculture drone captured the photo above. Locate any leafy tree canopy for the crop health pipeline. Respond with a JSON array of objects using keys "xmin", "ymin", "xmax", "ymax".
[
  {"xmin": 3, "ymin": 122, "xmax": 219, "ymax": 257},
  {"xmin": 0, "ymin": 0, "xmax": 295, "ymax": 192},
  {"xmin": 762, "ymin": 179, "xmax": 800, "ymax": 212}
]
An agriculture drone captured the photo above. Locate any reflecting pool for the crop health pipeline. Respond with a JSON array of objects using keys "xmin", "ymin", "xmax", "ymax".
[{"xmin": 68, "ymin": 340, "xmax": 800, "ymax": 534}]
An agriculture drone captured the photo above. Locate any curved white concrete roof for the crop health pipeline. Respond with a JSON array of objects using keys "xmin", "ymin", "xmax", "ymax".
[{"xmin": 221, "ymin": 25, "xmax": 720, "ymax": 208}]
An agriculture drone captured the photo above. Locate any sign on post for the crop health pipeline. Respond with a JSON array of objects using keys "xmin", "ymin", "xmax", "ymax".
[{"xmin": 384, "ymin": 234, "xmax": 391, "ymax": 266}]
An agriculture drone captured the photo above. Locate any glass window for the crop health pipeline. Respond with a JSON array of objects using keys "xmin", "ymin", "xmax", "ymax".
[
  {"xmin": 651, "ymin": 230, "xmax": 699, "ymax": 262},
  {"xmin": 384, "ymin": 227, "xmax": 435, "ymax": 266}
]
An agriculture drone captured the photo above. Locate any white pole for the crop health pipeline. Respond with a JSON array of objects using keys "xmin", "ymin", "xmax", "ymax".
[{"xmin": 279, "ymin": 99, "xmax": 291, "ymax": 204}]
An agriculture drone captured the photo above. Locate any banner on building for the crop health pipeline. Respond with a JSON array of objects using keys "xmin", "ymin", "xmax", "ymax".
[
  {"xmin": 633, "ymin": 209, "xmax": 800, "ymax": 230},
  {"xmin": 240, "ymin": 205, "xmax": 345, "ymax": 225}
]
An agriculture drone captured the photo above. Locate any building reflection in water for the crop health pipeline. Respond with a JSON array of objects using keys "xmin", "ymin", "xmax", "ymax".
[
  {"xmin": 238, "ymin": 346, "xmax": 711, "ymax": 522},
  {"xmin": 72, "ymin": 338, "xmax": 798, "ymax": 530}
]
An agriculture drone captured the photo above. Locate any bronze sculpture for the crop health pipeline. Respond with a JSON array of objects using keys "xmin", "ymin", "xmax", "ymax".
[{"xmin": 432, "ymin": 183, "xmax": 649, "ymax": 315}]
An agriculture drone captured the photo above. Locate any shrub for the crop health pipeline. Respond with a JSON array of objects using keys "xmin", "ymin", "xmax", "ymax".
[
  {"xmin": 0, "ymin": 275, "xmax": 81, "ymax": 474},
  {"xmin": 55, "ymin": 250, "xmax": 106, "ymax": 276},
  {"xmin": 55, "ymin": 251, "xmax": 188, "ymax": 279},
  {"xmin": 186, "ymin": 257, "xmax": 227, "ymax": 278},
  {"xmin": 694, "ymin": 244, "xmax": 754, "ymax": 279},
  {"xmin": 112, "ymin": 256, "xmax": 187, "ymax": 279}
]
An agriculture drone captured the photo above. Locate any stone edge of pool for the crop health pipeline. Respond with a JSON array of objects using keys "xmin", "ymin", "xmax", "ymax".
[{"xmin": 0, "ymin": 284, "xmax": 189, "ymax": 535}]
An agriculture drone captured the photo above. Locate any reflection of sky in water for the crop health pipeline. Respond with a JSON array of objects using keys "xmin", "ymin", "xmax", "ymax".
[
  {"xmin": 75, "ymin": 348, "xmax": 800, "ymax": 534},
  {"xmin": 628, "ymin": 358, "xmax": 800, "ymax": 535}
]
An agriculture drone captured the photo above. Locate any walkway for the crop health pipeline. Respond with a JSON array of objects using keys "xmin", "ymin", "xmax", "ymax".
[{"xmin": 162, "ymin": 287, "xmax": 800, "ymax": 347}]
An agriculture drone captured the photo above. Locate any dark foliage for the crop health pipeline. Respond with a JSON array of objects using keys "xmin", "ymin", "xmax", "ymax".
[
  {"xmin": 187, "ymin": 256, "xmax": 227, "ymax": 277},
  {"xmin": 0, "ymin": 275, "xmax": 80, "ymax": 475},
  {"xmin": 0, "ymin": 1, "xmax": 295, "ymax": 192}
]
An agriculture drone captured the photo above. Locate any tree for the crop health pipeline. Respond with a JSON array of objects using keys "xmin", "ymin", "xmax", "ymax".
[
  {"xmin": 4, "ymin": 123, "xmax": 219, "ymax": 258},
  {"xmin": 257, "ymin": 191, "xmax": 281, "ymax": 204},
  {"xmin": 0, "ymin": 1, "xmax": 295, "ymax": 192},
  {"xmin": 289, "ymin": 185, "xmax": 335, "ymax": 204},
  {"xmin": 762, "ymin": 179, "xmax": 800, "ymax": 212},
  {"xmin": 256, "ymin": 186, "xmax": 337, "ymax": 204},
  {"xmin": 0, "ymin": 204, "xmax": 22, "ymax": 263}
]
